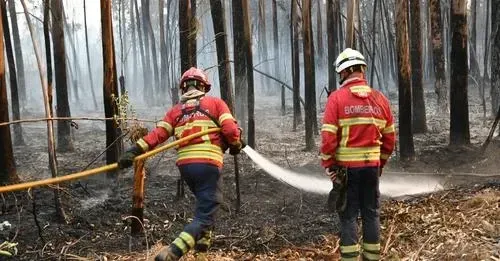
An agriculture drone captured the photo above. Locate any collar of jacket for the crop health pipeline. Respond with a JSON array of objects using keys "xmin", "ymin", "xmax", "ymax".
[
  {"xmin": 181, "ymin": 89, "xmax": 206, "ymax": 103},
  {"xmin": 340, "ymin": 77, "xmax": 367, "ymax": 88}
]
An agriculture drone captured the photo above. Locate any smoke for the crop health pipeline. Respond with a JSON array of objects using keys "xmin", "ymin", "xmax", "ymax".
[{"xmin": 243, "ymin": 147, "xmax": 443, "ymax": 197}]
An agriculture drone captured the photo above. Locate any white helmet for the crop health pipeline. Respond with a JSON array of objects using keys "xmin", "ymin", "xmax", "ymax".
[{"xmin": 335, "ymin": 48, "xmax": 367, "ymax": 73}]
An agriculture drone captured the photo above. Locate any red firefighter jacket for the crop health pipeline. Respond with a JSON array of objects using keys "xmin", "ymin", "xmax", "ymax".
[
  {"xmin": 320, "ymin": 77, "xmax": 395, "ymax": 169},
  {"xmin": 136, "ymin": 95, "xmax": 241, "ymax": 168}
]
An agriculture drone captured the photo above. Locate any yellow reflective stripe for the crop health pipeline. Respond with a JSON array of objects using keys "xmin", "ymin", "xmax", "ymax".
[
  {"xmin": 136, "ymin": 139, "xmax": 149, "ymax": 151},
  {"xmin": 321, "ymin": 124, "xmax": 338, "ymax": 133},
  {"xmin": 178, "ymin": 143, "xmax": 223, "ymax": 153},
  {"xmin": 339, "ymin": 117, "xmax": 387, "ymax": 128},
  {"xmin": 175, "ymin": 120, "xmax": 219, "ymax": 134},
  {"xmin": 336, "ymin": 153, "xmax": 380, "ymax": 162},
  {"xmin": 179, "ymin": 232, "xmax": 195, "ymax": 248},
  {"xmin": 219, "ymin": 113, "xmax": 234, "ymax": 123},
  {"xmin": 380, "ymin": 153, "xmax": 391, "ymax": 160},
  {"xmin": 337, "ymin": 146, "xmax": 380, "ymax": 154},
  {"xmin": 173, "ymin": 238, "xmax": 188, "ymax": 253},
  {"xmin": 157, "ymin": 121, "xmax": 173, "ymax": 135},
  {"xmin": 363, "ymin": 242, "xmax": 380, "ymax": 252},
  {"xmin": 340, "ymin": 244, "xmax": 359, "ymax": 253},
  {"xmin": 362, "ymin": 251, "xmax": 380, "ymax": 260},
  {"xmin": 341, "ymin": 257, "xmax": 358, "ymax": 261},
  {"xmin": 350, "ymin": 85, "xmax": 372, "ymax": 93},
  {"xmin": 320, "ymin": 153, "xmax": 333, "ymax": 160},
  {"xmin": 177, "ymin": 151, "xmax": 224, "ymax": 162},
  {"xmin": 382, "ymin": 124, "xmax": 395, "ymax": 134},
  {"xmin": 340, "ymin": 126, "xmax": 350, "ymax": 147}
]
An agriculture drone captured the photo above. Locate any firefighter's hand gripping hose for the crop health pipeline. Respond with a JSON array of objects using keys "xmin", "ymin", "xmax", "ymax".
[{"xmin": 0, "ymin": 128, "xmax": 221, "ymax": 194}]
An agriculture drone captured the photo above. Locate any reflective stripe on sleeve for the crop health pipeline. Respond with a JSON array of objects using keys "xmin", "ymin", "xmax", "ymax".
[
  {"xmin": 321, "ymin": 124, "xmax": 338, "ymax": 133},
  {"xmin": 382, "ymin": 124, "xmax": 395, "ymax": 134},
  {"xmin": 136, "ymin": 138, "xmax": 149, "ymax": 152},
  {"xmin": 218, "ymin": 113, "xmax": 235, "ymax": 124},
  {"xmin": 380, "ymin": 153, "xmax": 391, "ymax": 160},
  {"xmin": 320, "ymin": 153, "xmax": 333, "ymax": 160},
  {"xmin": 156, "ymin": 121, "xmax": 173, "ymax": 135}
]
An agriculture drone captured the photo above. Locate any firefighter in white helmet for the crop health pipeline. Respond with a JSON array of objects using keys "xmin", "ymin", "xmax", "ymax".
[{"xmin": 321, "ymin": 48, "xmax": 395, "ymax": 261}]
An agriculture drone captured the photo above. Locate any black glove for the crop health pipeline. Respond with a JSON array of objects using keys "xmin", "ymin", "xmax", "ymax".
[
  {"xmin": 229, "ymin": 141, "xmax": 244, "ymax": 155},
  {"xmin": 118, "ymin": 145, "xmax": 143, "ymax": 169}
]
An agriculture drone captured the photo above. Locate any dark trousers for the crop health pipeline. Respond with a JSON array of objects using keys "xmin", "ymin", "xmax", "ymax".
[
  {"xmin": 180, "ymin": 163, "xmax": 222, "ymax": 240},
  {"xmin": 339, "ymin": 167, "xmax": 380, "ymax": 260}
]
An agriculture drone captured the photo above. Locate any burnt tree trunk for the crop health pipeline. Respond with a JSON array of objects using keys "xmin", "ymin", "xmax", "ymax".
[
  {"xmin": 232, "ymin": 0, "xmax": 247, "ymax": 126},
  {"xmin": 327, "ymin": 0, "xmax": 339, "ymax": 92},
  {"xmin": 210, "ymin": 0, "xmax": 234, "ymax": 112},
  {"xmin": 179, "ymin": 0, "xmax": 196, "ymax": 74},
  {"xmin": 7, "ymin": 0, "xmax": 25, "ymax": 104},
  {"xmin": 490, "ymin": 0, "xmax": 500, "ymax": 118},
  {"xmin": 242, "ymin": 0, "xmax": 255, "ymax": 148},
  {"xmin": 395, "ymin": 0, "xmax": 415, "ymax": 160},
  {"xmin": 291, "ymin": 0, "xmax": 301, "ymax": 130},
  {"xmin": 409, "ymin": 0, "xmax": 427, "ymax": 133},
  {"xmin": 0, "ymin": 0, "xmax": 23, "ymax": 146},
  {"xmin": 144, "ymin": 0, "xmax": 160, "ymax": 98},
  {"xmin": 316, "ymin": 0, "xmax": 324, "ymax": 62},
  {"xmin": 303, "ymin": 0, "xmax": 317, "ymax": 150},
  {"xmin": 345, "ymin": 0, "xmax": 358, "ymax": 48},
  {"xmin": 430, "ymin": 0, "xmax": 448, "ymax": 113},
  {"xmin": 449, "ymin": 0, "xmax": 470, "ymax": 145},
  {"xmin": 272, "ymin": 0, "xmax": 284, "ymax": 115},
  {"xmin": 160, "ymin": 0, "xmax": 168, "ymax": 100},
  {"xmin": 101, "ymin": 0, "xmax": 120, "ymax": 176},
  {"xmin": 141, "ymin": 0, "xmax": 152, "ymax": 100},
  {"xmin": 134, "ymin": 0, "xmax": 148, "ymax": 103},
  {"xmin": 369, "ymin": 0, "xmax": 378, "ymax": 85},
  {"xmin": 52, "ymin": 0, "xmax": 74, "ymax": 152},
  {"xmin": 130, "ymin": 0, "xmax": 138, "ymax": 95},
  {"xmin": 0, "ymin": 3, "xmax": 17, "ymax": 184}
]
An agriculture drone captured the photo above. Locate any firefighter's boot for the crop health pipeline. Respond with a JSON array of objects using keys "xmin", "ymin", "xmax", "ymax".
[
  {"xmin": 193, "ymin": 230, "xmax": 212, "ymax": 261},
  {"xmin": 154, "ymin": 246, "xmax": 180, "ymax": 261}
]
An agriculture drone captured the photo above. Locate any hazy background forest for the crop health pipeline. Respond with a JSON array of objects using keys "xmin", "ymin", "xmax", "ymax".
[{"xmin": 0, "ymin": 0, "xmax": 498, "ymax": 260}]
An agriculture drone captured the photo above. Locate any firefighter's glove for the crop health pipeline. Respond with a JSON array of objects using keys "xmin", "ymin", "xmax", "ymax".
[
  {"xmin": 325, "ymin": 166, "xmax": 343, "ymax": 182},
  {"xmin": 118, "ymin": 145, "xmax": 143, "ymax": 169},
  {"xmin": 378, "ymin": 167, "xmax": 383, "ymax": 177},
  {"xmin": 229, "ymin": 142, "xmax": 243, "ymax": 155}
]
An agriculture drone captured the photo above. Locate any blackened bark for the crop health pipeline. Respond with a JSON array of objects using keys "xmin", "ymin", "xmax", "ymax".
[
  {"xmin": 0, "ymin": 3, "xmax": 16, "ymax": 183},
  {"xmin": 101, "ymin": 0, "xmax": 120, "ymax": 175},
  {"xmin": 84, "ymin": 0, "xmax": 98, "ymax": 109},
  {"xmin": 449, "ymin": 0, "xmax": 470, "ymax": 145},
  {"xmin": 179, "ymin": 0, "xmax": 197, "ymax": 74},
  {"xmin": 160, "ymin": 0, "xmax": 168, "ymax": 99},
  {"xmin": 291, "ymin": 0, "xmax": 301, "ymax": 130},
  {"xmin": 134, "ymin": 0, "xmax": 148, "ymax": 103},
  {"xmin": 0, "ymin": 0, "xmax": 23, "ymax": 146},
  {"xmin": 409, "ymin": 0, "xmax": 427, "ymax": 133},
  {"xmin": 303, "ymin": 0, "xmax": 317, "ymax": 150},
  {"xmin": 327, "ymin": 0, "xmax": 339, "ymax": 92},
  {"xmin": 242, "ymin": 0, "xmax": 255, "ymax": 148},
  {"xmin": 272, "ymin": 0, "xmax": 284, "ymax": 115},
  {"xmin": 52, "ymin": 0, "xmax": 74, "ymax": 152},
  {"xmin": 395, "ymin": 0, "xmax": 415, "ymax": 160},
  {"xmin": 232, "ymin": 0, "xmax": 247, "ymax": 125},
  {"xmin": 210, "ymin": 0, "xmax": 235, "ymax": 113},
  {"xmin": 430, "ymin": 0, "xmax": 448, "ymax": 113},
  {"xmin": 144, "ymin": 0, "xmax": 160, "ymax": 97},
  {"xmin": 7, "ymin": 0, "xmax": 25, "ymax": 104},
  {"xmin": 490, "ymin": 0, "xmax": 500, "ymax": 118},
  {"xmin": 141, "ymin": 0, "xmax": 152, "ymax": 99}
]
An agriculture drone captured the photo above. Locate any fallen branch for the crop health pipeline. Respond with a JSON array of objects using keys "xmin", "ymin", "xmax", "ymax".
[{"xmin": 252, "ymin": 68, "xmax": 306, "ymax": 107}]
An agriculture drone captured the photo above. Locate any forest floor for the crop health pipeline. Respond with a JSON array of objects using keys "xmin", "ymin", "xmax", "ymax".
[{"xmin": 1, "ymin": 91, "xmax": 500, "ymax": 260}]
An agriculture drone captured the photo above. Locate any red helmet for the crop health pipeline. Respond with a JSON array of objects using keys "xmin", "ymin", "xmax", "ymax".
[{"xmin": 179, "ymin": 67, "xmax": 211, "ymax": 92}]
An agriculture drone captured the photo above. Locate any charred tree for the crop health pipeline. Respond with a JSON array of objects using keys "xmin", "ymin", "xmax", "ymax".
[
  {"xmin": 491, "ymin": 0, "xmax": 500, "ymax": 115},
  {"xmin": 327, "ymin": 0, "xmax": 339, "ymax": 92},
  {"xmin": 179, "ymin": 0, "xmax": 197, "ymax": 75},
  {"xmin": 449, "ymin": 0, "xmax": 470, "ymax": 145},
  {"xmin": 469, "ymin": 0, "xmax": 481, "ymax": 80},
  {"xmin": 210, "ymin": 0, "xmax": 234, "ymax": 112},
  {"xmin": 242, "ymin": 0, "xmax": 255, "ymax": 148},
  {"xmin": 369, "ymin": 0, "xmax": 378, "ymax": 85},
  {"xmin": 83, "ymin": 0, "xmax": 98, "ymax": 109},
  {"xmin": 145, "ymin": 0, "xmax": 160, "ymax": 97},
  {"xmin": 23, "ymin": 0, "xmax": 66, "ymax": 223},
  {"xmin": 303, "ymin": 0, "xmax": 317, "ymax": 150},
  {"xmin": 409, "ymin": 0, "xmax": 427, "ymax": 133},
  {"xmin": 430, "ymin": 0, "xmax": 448, "ymax": 113},
  {"xmin": 130, "ymin": 0, "xmax": 138, "ymax": 94},
  {"xmin": 272, "ymin": 0, "xmax": 284, "ymax": 115},
  {"xmin": 7, "ymin": 0, "xmax": 25, "ymax": 104},
  {"xmin": 133, "ymin": 0, "xmax": 148, "ymax": 103},
  {"xmin": 232, "ymin": 0, "xmax": 247, "ymax": 125},
  {"xmin": 52, "ymin": 0, "xmax": 74, "ymax": 152},
  {"xmin": 257, "ymin": 0, "xmax": 271, "ymax": 95},
  {"xmin": 160, "ymin": 0, "xmax": 168, "ymax": 99},
  {"xmin": 395, "ymin": 0, "xmax": 415, "ymax": 160},
  {"xmin": 0, "ymin": 0, "xmax": 23, "ymax": 146},
  {"xmin": 140, "ymin": 0, "xmax": 152, "ymax": 99},
  {"xmin": 101, "ymin": 0, "xmax": 120, "ymax": 176},
  {"xmin": 345, "ymin": 0, "xmax": 358, "ymax": 48},
  {"xmin": 291, "ymin": 0, "xmax": 302, "ymax": 130},
  {"xmin": 0, "ymin": 4, "xmax": 17, "ymax": 184},
  {"xmin": 316, "ymin": 0, "xmax": 324, "ymax": 61}
]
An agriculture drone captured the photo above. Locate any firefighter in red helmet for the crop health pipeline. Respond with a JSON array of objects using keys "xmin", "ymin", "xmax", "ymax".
[{"xmin": 119, "ymin": 67, "xmax": 244, "ymax": 261}]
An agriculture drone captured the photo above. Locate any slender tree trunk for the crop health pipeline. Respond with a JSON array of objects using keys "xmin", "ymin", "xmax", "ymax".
[
  {"xmin": 449, "ymin": 0, "xmax": 470, "ymax": 145},
  {"xmin": 369, "ymin": 0, "xmax": 378, "ymax": 86},
  {"xmin": 160, "ymin": 0, "xmax": 168, "ymax": 101},
  {"xmin": 130, "ymin": 0, "xmax": 138, "ymax": 96},
  {"xmin": 190, "ymin": 0, "xmax": 197, "ymax": 67},
  {"xmin": 485, "ymin": 0, "xmax": 494, "ymax": 116},
  {"xmin": 179, "ymin": 0, "xmax": 196, "ymax": 73},
  {"xmin": 272, "ymin": 0, "xmax": 284, "ymax": 115},
  {"xmin": 327, "ymin": 0, "xmax": 338, "ymax": 92},
  {"xmin": 430, "ymin": 0, "xmax": 448, "ymax": 113},
  {"xmin": 469, "ymin": 0, "xmax": 481, "ymax": 80},
  {"xmin": 395, "ymin": 0, "xmax": 415, "ymax": 160},
  {"xmin": 242, "ymin": 0, "xmax": 255, "ymax": 148},
  {"xmin": 0, "ymin": 0, "xmax": 23, "ymax": 146},
  {"xmin": 83, "ymin": 0, "xmax": 98, "ymax": 109},
  {"xmin": 346, "ymin": 0, "xmax": 358, "ymax": 48},
  {"xmin": 257, "ymin": 0, "xmax": 271, "ymax": 95},
  {"xmin": 7, "ymin": 0, "xmax": 25, "ymax": 105},
  {"xmin": 0, "ymin": 3, "xmax": 17, "ymax": 184},
  {"xmin": 144, "ymin": 0, "xmax": 160, "ymax": 99},
  {"xmin": 141, "ymin": 0, "xmax": 152, "ymax": 100},
  {"xmin": 316, "ymin": 0, "xmax": 324, "ymax": 61},
  {"xmin": 409, "ymin": 0, "xmax": 427, "ymax": 133},
  {"xmin": 232, "ymin": 0, "xmax": 247, "ymax": 125},
  {"xmin": 210, "ymin": 0, "xmax": 234, "ymax": 112},
  {"xmin": 134, "ymin": 0, "xmax": 148, "ymax": 103},
  {"xmin": 303, "ymin": 0, "xmax": 317, "ymax": 150},
  {"xmin": 24, "ymin": 0, "xmax": 66, "ymax": 223},
  {"xmin": 492, "ymin": 0, "xmax": 500, "ymax": 116},
  {"xmin": 382, "ymin": 0, "xmax": 397, "ymax": 81},
  {"xmin": 101, "ymin": 0, "xmax": 120, "ymax": 176},
  {"xmin": 291, "ymin": 0, "xmax": 301, "ymax": 130},
  {"xmin": 52, "ymin": 0, "xmax": 74, "ymax": 152}
]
